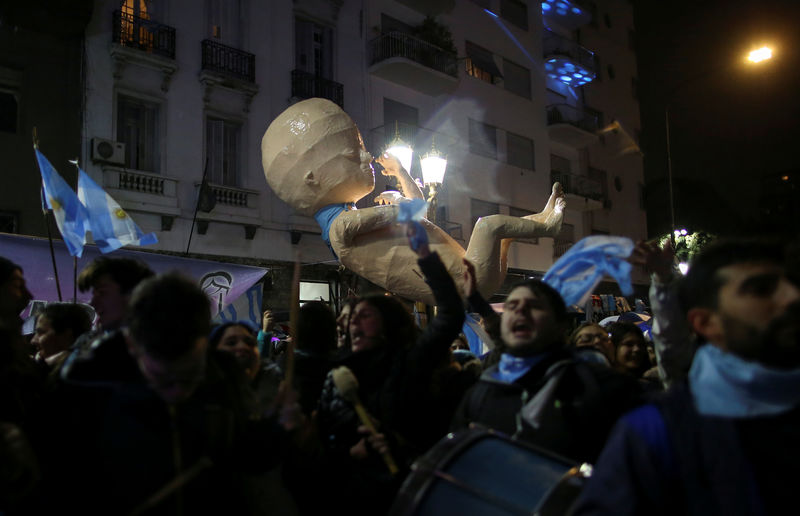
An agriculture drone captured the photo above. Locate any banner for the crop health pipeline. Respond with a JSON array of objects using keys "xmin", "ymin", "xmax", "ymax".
[{"xmin": 1, "ymin": 233, "xmax": 267, "ymax": 324}]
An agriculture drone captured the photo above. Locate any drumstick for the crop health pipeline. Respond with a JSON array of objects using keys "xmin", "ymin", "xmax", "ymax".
[
  {"xmin": 285, "ymin": 253, "xmax": 301, "ymax": 389},
  {"xmin": 331, "ymin": 366, "xmax": 399, "ymax": 475}
]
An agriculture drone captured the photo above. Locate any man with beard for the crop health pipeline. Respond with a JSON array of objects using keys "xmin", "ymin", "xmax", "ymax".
[
  {"xmin": 451, "ymin": 279, "xmax": 641, "ymax": 464},
  {"xmin": 573, "ymin": 238, "xmax": 800, "ymax": 516}
]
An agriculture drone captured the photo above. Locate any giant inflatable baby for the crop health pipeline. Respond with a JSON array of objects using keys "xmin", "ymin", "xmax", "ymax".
[{"xmin": 262, "ymin": 98, "xmax": 565, "ymax": 305}]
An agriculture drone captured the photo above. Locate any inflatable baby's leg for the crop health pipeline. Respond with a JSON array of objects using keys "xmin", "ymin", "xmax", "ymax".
[{"xmin": 465, "ymin": 183, "xmax": 565, "ymax": 297}]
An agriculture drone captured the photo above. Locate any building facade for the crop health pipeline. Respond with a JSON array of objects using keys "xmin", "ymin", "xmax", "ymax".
[{"xmin": 3, "ymin": 0, "xmax": 648, "ymax": 310}]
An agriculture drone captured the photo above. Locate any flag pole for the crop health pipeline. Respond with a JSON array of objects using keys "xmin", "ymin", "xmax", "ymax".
[
  {"xmin": 34, "ymin": 128, "xmax": 63, "ymax": 302},
  {"xmin": 72, "ymin": 158, "xmax": 80, "ymax": 303},
  {"xmin": 185, "ymin": 157, "xmax": 210, "ymax": 256}
]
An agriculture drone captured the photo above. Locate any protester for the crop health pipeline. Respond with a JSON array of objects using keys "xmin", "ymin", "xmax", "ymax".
[
  {"xmin": 73, "ymin": 256, "xmax": 154, "ymax": 350},
  {"xmin": 452, "ymin": 279, "xmax": 642, "ymax": 464},
  {"xmin": 292, "ymin": 301, "xmax": 337, "ymax": 415},
  {"xmin": 573, "ymin": 238, "xmax": 800, "ymax": 515},
  {"xmin": 570, "ymin": 322, "xmax": 613, "ymax": 364},
  {"xmin": 300, "ymin": 222, "xmax": 464, "ymax": 515},
  {"xmin": 608, "ymin": 322, "xmax": 650, "ymax": 377},
  {"xmin": 31, "ymin": 303, "xmax": 92, "ymax": 371},
  {"xmin": 55, "ymin": 273, "xmax": 300, "ymax": 515}
]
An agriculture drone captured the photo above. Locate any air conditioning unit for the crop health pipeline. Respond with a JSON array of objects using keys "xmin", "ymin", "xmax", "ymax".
[{"xmin": 91, "ymin": 138, "xmax": 126, "ymax": 166}]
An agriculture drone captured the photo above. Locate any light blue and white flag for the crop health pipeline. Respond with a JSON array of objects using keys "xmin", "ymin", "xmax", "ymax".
[
  {"xmin": 77, "ymin": 168, "xmax": 158, "ymax": 253},
  {"xmin": 543, "ymin": 235, "xmax": 634, "ymax": 306},
  {"xmin": 35, "ymin": 148, "xmax": 89, "ymax": 257}
]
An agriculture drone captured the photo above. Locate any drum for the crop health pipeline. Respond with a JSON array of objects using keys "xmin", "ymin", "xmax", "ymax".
[{"xmin": 390, "ymin": 427, "xmax": 591, "ymax": 516}]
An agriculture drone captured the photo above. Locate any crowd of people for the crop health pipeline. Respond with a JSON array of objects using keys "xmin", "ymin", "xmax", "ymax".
[{"xmin": 0, "ymin": 227, "xmax": 797, "ymax": 515}]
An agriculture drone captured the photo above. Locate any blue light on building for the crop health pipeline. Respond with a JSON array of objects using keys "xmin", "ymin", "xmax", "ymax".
[
  {"xmin": 546, "ymin": 56, "xmax": 596, "ymax": 86},
  {"xmin": 541, "ymin": 0, "xmax": 585, "ymax": 19}
]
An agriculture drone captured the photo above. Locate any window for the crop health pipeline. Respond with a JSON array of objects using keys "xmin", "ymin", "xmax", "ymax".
[
  {"xmin": 638, "ymin": 183, "xmax": 645, "ymax": 210},
  {"xmin": 506, "ymin": 132, "xmax": 534, "ymax": 170},
  {"xmin": 631, "ymin": 77, "xmax": 639, "ymax": 99},
  {"xmin": 381, "ymin": 14, "xmax": 414, "ymax": 35},
  {"xmin": 469, "ymin": 119, "xmax": 497, "ymax": 159},
  {"xmin": 207, "ymin": 0, "xmax": 241, "ymax": 47},
  {"xmin": 471, "ymin": 198, "xmax": 499, "ymax": 232},
  {"xmin": 117, "ymin": 95, "xmax": 159, "ymax": 172},
  {"xmin": 503, "ymin": 58, "xmax": 531, "ymax": 99},
  {"xmin": 206, "ymin": 117, "xmax": 241, "ymax": 186},
  {"xmin": 500, "ymin": 0, "xmax": 528, "ymax": 31},
  {"xmin": 607, "ymin": 64, "xmax": 615, "ymax": 80},
  {"xmin": 550, "ymin": 154, "xmax": 571, "ymax": 174},
  {"xmin": 296, "ymin": 18, "xmax": 333, "ymax": 79},
  {"xmin": 0, "ymin": 89, "xmax": 18, "ymax": 134},
  {"xmin": 587, "ymin": 2, "xmax": 598, "ymax": 28},
  {"xmin": 465, "ymin": 41, "xmax": 502, "ymax": 84},
  {"xmin": 584, "ymin": 106, "xmax": 604, "ymax": 128},
  {"xmin": 383, "ymin": 98, "xmax": 418, "ymax": 147},
  {"xmin": 0, "ymin": 211, "xmax": 18, "ymax": 233},
  {"xmin": 603, "ymin": 13, "xmax": 612, "ymax": 28}
]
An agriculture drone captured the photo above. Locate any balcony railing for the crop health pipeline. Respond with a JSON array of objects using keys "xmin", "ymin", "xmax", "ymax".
[
  {"xmin": 369, "ymin": 31, "xmax": 458, "ymax": 77},
  {"xmin": 547, "ymin": 104, "xmax": 599, "ymax": 133},
  {"xmin": 201, "ymin": 39, "xmax": 255, "ymax": 83},
  {"xmin": 291, "ymin": 69, "xmax": 344, "ymax": 107},
  {"xmin": 550, "ymin": 170, "xmax": 604, "ymax": 201},
  {"xmin": 112, "ymin": 10, "xmax": 176, "ymax": 59},
  {"xmin": 543, "ymin": 30, "xmax": 595, "ymax": 70},
  {"xmin": 554, "ymin": 240, "xmax": 573, "ymax": 258}
]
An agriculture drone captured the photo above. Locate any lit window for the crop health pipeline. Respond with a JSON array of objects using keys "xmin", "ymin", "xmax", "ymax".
[{"xmin": 465, "ymin": 41, "xmax": 502, "ymax": 84}]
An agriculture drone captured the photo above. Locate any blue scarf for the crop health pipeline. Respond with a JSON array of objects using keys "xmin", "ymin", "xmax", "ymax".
[
  {"xmin": 492, "ymin": 353, "xmax": 548, "ymax": 384},
  {"xmin": 313, "ymin": 203, "xmax": 353, "ymax": 259},
  {"xmin": 689, "ymin": 344, "xmax": 800, "ymax": 418}
]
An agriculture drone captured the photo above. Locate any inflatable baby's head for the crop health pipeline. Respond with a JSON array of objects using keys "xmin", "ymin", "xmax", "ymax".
[{"xmin": 262, "ymin": 98, "xmax": 375, "ymax": 216}]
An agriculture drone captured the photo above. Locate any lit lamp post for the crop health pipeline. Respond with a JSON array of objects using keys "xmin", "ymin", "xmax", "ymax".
[
  {"xmin": 664, "ymin": 46, "xmax": 773, "ymax": 237},
  {"xmin": 385, "ymin": 122, "xmax": 413, "ymax": 175},
  {"xmin": 420, "ymin": 139, "xmax": 447, "ymax": 225}
]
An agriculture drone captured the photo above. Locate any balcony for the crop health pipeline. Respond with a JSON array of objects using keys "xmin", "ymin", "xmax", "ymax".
[
  {"xmin": 550, "ymin": 170, "xmax": 604, "ymax": 211},
  {"xmin": 546, "ymin": 104, "xmax": 599, "ymax": 148},
  {"xmin": 541, "ymin": 0, "xmax": 592, "ymax": 30},
  {"xmin": 543, "ymin": 30, "xmax": 596, "ymax": 86},
  {"xmin": 112, "ymin": 10, "xmax": 176, "ymax": 59},
  {"xmin": 201, "ymin": 39, "xmax": 255, "ymax": 83},
  {"xmin": 291, "ymin": 70, "xmax": 344, "ymax": 107},
  {"xmin": 368, "ymin": 31, "xmax": 458, "ymax": 96}
]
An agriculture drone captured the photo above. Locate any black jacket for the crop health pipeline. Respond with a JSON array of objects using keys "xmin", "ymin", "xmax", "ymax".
[{"xmin": 452, "ymin": 348, "xmax": 642, "ymax": 464}]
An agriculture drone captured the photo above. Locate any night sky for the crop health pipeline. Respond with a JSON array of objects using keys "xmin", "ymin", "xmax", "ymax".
[{"xmin": 634, "ymin": 0, "xmax": 800, "ymax": 237}]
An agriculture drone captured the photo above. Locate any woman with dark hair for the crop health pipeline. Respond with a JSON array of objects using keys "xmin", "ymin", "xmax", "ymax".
[
  {"xmin": 609, "ymin": 321, "xmax": 651, "ymax": 378},
  {"xmin": 335, "ymin": 297, "xmax": 359, "ymax": 350},
  {"xmin": 308, "ymin": 223, "xmax": 465, "ymax": 515}
]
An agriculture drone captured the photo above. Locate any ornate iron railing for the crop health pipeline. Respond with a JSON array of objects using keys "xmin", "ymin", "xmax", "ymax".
[
  {"xmin": 291, "ymin": 69, "xmax": 344, "ymax": 107},
  {"xmin": 112, "ymin": 10, "xmax": 176, "ymax": 59},
  {"xmin": 368, "ymin": 31, "xmax": 458, "ymax": 77},
  {"xmin": 201, "ymin": 39, "xmax": 255, "ymax": 83}
]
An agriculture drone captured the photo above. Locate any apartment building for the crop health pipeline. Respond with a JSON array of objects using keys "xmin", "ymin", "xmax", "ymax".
[{"xmin": 3, "ymin": 0, "xmax": 648, "ymax": 309}]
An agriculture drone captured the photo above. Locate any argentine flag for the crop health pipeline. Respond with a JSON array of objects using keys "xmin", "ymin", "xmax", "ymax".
[
  {"xmin": 543, "ymin": 235, "xmax": 635, "ymax": 306},
  {"xmin": 78, "ymin": 168, "xmax": 158, "ymax": 253},
  {"xmin": 35, "ymin": 148, "xmax": 89, "ymax": 257}
]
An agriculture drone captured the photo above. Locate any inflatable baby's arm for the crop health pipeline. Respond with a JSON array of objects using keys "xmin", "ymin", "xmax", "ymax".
[{"xmin": 375, "ymin": 153, "xmax": 424, "ymax": 201}]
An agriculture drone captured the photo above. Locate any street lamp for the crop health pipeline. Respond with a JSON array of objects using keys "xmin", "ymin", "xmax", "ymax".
[
  {"xmin": 664, "ymin": 47, "xmax": 773, "ymax": 236},
  {"xmin": 385, "ymin": 122, "xmax": 413, "ymax": 175},
  {"xmin": 419, "ymin": 138, "xmax": 448, "ymax": 225}
]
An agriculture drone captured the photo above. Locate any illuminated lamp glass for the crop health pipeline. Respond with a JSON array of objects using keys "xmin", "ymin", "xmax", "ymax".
[
  {"xmin": 556, "ymin": 1, "xmax": 567, "ymax": 8},
  {"xmin": 573, "ymin": 73, "xmax": 583, "ymax": 79},
  {"xmin": 561, "ymin": 76, "xmax": 572, "ymax": 82},
  {"xmin": 557, "ymin": 8, "xmax": 567, "ymax": 15},
  {"xmin": 421, "ymin": 152, "xmax": 447, "ymax": 185},
  {"xmin": 542, "ymin": 2, "xmax": 551, "ymax": 10},
  {"xmin": 545, "ymin": 62, "xmax": 554, "ymax": 70},
  {"xmin": 572, "ymin": 7, "xmax": 582, "ymax": 14},
  {"xmin": 548, "ymin": 58, "xmax": 558, "ymax": 63},
  {"xmin": 564, "ymin": 63, "xmax": 576, "ymax": 71}
]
